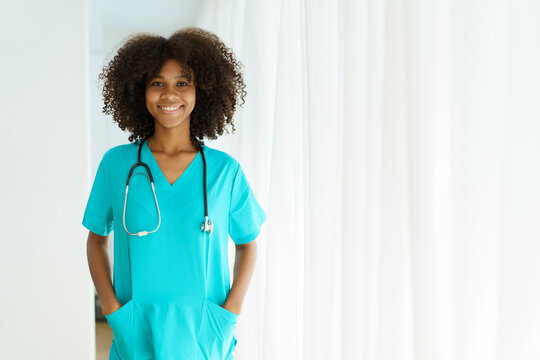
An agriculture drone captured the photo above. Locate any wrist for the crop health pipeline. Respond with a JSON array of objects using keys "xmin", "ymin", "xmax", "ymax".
[
  {"xmin": 223, "ymin": 300, "xmax": 242, "ymax": 315},
  {"xmin": 100, "ymin": 298, "xmax": 121, "ymax": 316}
]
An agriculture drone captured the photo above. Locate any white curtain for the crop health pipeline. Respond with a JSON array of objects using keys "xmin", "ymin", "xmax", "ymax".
[{"xmin": 197, "ymin": 0, "xmax": 540, "ymax": 359}]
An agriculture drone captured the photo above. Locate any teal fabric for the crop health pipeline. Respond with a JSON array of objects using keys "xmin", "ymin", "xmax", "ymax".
[{"xmin": 83, "ymin": 142, "xmax": 267, "ymax": 359}]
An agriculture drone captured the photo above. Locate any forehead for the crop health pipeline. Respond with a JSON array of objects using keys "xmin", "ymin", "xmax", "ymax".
[
  {"xmin": 158, "ymin": 59, "xmax": 192, "ymax": 76},
  {"xmin": 147, "ymin": 59, "xmax": 194, "ymax": 82}
]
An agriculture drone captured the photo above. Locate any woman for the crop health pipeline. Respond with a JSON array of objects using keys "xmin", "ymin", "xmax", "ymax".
[{"xmin": 84, "ymin": 27, "xmax": 267, "ymax": 360}]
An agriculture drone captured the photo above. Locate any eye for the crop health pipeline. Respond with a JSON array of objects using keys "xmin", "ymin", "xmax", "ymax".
[
  {"xmin": 151, "ymin": 81, "xmax": 163, "ymax": 86},
  {"xmin": 178, "ymin": 81, "xmax": 189, "ymax": 87}
]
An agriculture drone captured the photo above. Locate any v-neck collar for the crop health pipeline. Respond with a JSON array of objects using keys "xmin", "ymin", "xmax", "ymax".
[{"xmin": 142, "ymin": 141, "xmax": 203, "ymax": 189}]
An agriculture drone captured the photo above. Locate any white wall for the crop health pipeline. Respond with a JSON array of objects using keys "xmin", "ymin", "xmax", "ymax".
[{"xmin": 0, "ymin": 0, "xmax": 93, "ymax": 359}]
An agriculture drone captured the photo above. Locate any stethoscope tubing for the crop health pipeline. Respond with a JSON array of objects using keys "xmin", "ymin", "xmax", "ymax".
[{"xmin": 123, "ymin": 139, "xmax": 212, "ymax": 237}]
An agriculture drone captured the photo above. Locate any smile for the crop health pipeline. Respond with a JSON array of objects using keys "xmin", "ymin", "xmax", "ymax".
[{"xmin": 158, "ymin": 105, "xmax": 184, "ymax": 113}]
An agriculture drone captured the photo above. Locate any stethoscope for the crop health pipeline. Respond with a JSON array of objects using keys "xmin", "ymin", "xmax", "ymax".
[{"xmin": 122, "ymin": 139, "xmax": 213, "ymax": 237}]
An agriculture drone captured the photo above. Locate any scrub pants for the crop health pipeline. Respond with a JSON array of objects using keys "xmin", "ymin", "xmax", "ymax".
[{"xmin": 104, "ymin": 232, "xmax": 238, "ymax": 359}]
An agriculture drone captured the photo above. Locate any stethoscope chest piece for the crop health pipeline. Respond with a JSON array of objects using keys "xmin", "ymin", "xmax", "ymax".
[{"xmin": 201, "ymin": 216, "xmax": 213, "ymax": 236}]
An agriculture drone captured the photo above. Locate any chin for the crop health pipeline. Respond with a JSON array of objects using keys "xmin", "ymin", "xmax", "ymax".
[{"xmin": 157, "ymin": 118, "xmax": 188, "ymax": 129}]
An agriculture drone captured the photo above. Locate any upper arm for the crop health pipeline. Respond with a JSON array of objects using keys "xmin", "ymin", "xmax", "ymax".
[
  {"xmin": 235, "ymin": 238, "xmax": 257, "ymax": 250},
  {"xmin": 87, "ymin": 230, "xmax": 109, "ymax": 246}
]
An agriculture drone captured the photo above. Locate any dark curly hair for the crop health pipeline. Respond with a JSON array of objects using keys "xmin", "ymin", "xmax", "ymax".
[{"xmin": 98, "ymin": 27, "xmax": 247, "ymax": 149}]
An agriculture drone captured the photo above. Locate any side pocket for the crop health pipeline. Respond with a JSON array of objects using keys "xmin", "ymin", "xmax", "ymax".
[
  {"xmin": 206, "ymin": 300, "xmax": 239, "ymax": 325},
  {"xmin": 105, "ymin": 299, "xmax": 135, "ymax": 359},
  {"xmin": 197, "ymin": 299, "xmax": 238, "ymax": 359},
  {"xmin": 105, "ymin": 299, "xmax": 134, "ymax": 325}
]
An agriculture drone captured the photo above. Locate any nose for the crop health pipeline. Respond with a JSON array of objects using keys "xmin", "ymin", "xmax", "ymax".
[{"xmin": 160, "ymin": 86, "xmax": 180, "ymax": 100}]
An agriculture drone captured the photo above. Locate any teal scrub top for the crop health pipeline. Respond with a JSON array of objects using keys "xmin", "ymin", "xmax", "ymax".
[{"xmin": 82, "ymin": 141, "xmax": 267, "ymax": 360}]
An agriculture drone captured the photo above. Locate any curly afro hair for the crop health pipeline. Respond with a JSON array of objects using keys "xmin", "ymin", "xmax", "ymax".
[{"xmin": 98, "ymin": 27, "xmax": 247, "ymax": 149}]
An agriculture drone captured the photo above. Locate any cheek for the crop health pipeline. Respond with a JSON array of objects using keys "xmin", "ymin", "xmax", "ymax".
[
  {"xmin": 189, "ymin": 89, "xmax": 196, "ymax": 105},
  {"xmin": 145, "ymin": 90, "xmax": 157, "ymax": 109}
]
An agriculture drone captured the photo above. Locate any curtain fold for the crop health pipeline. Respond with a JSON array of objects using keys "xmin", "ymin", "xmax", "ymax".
[{"xmin": 199, "ymin": 0, "xmax": 540, "ymax": 359}]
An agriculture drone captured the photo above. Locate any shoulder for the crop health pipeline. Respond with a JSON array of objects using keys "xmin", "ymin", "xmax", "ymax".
[
  {"xmin": 202, "ymin": 144, "xmax": 240, "ymax": 170},
  {"xmin": 101, "ymin": 142, "xmax": 139, "ymax": 163}
]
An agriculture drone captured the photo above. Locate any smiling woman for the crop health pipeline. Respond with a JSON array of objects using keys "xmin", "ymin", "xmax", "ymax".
[
  {"xmin": 99, "ymin": 28, "xmax": 246, "ymax": 148},
  {"xmin": 85, "ymin": 27, "xmax": 267, "ymax": 360},
  {"xmin": 145, "ymin": 59, "xmax": 196, "ymax": 132}
]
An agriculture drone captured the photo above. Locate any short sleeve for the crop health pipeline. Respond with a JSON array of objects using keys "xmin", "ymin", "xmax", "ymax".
[
  {"xmin": 228, "ymin": 163, "xmax": 267, "ymax": 244},
  {"xmin": 82, "ymin": 152, "xmax": 114, "ymax": 236}
]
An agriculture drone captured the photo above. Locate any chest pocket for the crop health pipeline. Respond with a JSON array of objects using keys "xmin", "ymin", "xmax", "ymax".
[{"xmin": 123, "ymin": 169, "xmax": 161, "ymax": 235}]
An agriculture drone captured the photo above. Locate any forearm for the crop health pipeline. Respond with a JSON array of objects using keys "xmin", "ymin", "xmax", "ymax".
[
  {"xmin": 86, "ymin": 232, "xmax": 120, "ymax": 315},
  {"xmin": 224, "ymin": 240, "xmax": 258, "ymax": 315}
]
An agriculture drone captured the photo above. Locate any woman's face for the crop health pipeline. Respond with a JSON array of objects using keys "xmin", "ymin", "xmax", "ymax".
[{"xmin": 145, "ymin": 59, "xmax": 196, "ymax": 131}]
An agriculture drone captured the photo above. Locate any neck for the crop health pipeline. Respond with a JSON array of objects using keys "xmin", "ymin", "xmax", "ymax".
[{"xmin": 147, "ymin": 119, "xmax": 198, "ymax": 155}]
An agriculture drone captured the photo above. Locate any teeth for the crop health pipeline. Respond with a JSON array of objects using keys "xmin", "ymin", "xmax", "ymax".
[{"xmin": 160, "ymin": 105, "xmax": 182, "ymax": 111}]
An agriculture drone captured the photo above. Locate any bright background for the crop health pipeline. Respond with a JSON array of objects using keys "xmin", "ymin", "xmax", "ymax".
[{"xmin": 1, "ymin": 0, "xmax": 539, "ymax": 359}]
